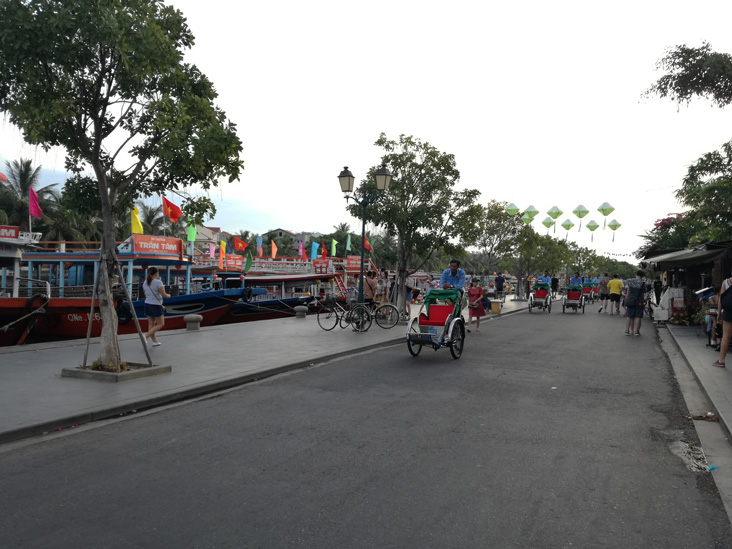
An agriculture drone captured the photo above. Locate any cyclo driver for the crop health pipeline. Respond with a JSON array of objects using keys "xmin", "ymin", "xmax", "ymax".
[{"xmin": 440, "ymin": 259, "xmax": 467, "ymax": 309}]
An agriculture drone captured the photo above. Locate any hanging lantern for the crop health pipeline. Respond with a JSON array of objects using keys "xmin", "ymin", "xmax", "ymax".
[
  {"xmin": 524, "ymin": 205, "xmax": 539, "ymax": 219},
  {"xmin": 608, "ymin": 219, "xmax": 621, "ymax": 242},
  {"xmin": 505, "ymin": 203, "xmax": 520, "ymax": 216},
  {"xmin": 597, "ymin": 202, "xmax": 615, "ymax": 229},
  {"xmin": 586, "ymin": 219, "xmax": 600, "ymax": 241},
  {"xmin": 561, "ymin": 218, "xmax": 575, "ymax": 240},
  {"xmin": 573, "ymin": 205, "xmax": 589, "ymax": 231},
  {"xmin": 521, "ymin": 212, "xmax": 533, "ymax": 225},
  {"xmin": 542, "ymin": 216, "xmax": 555, "ymax": 234},
  {"xmin": 547, "ymin": 206, "xmax": 563, "ymax": 233}
]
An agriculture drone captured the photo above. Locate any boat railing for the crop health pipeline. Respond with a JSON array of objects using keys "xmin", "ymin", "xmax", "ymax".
[{"xmin": 15, "ymin": 277, "xmax": 52, "ymax": 298}]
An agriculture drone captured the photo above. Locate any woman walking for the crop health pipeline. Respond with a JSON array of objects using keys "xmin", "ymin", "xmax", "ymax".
[
  {"xmin": 467, "ymin": 278, "xmax": 486, "ymax": 332},
  {"xmin": 714, "ymin": 273, "xmax": 732, "ymax": 367},
  {"xmin": 142, "ymin": 267, "xmax": 170, "ymax": 346}
]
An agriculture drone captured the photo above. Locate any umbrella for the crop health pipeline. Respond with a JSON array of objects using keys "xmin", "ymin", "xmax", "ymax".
[
  {"xmin": 573, "ymin": 204, "xmax": 589, "ymax": 231},
  {"xmin": 586, "ymin": 219, "xmax": 600, "ymax": 241},
  {"xmin": 505, "ymin": 203, "xmax": 520, "ymax": 216},
  {"xmin": 547, "ymin": 206, "xmax": 563, "ymax": 233},
  {"xmin": 608, "ymin": 219, "xmax": 621, "ymax": 242},
  {"xmin": 597, "ymin": 202, "xmax": 615, "ymax": 229}
]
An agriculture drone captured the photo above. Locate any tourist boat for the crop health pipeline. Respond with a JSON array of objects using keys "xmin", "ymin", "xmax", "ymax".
[{"xmin": 0, "ymin": 231, "xmax": 246, "ymax": 345}]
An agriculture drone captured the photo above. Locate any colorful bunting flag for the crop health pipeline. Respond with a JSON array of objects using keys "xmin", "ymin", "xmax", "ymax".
[
  {"xmin": 331, "ymin": 239, "xmax": 338, "ymax": 257},
  {"xmin": 29, "ymin": 188, "xmax": 42, "ymax": 218},
  {"xmin": 311, "ymin": 241, "xmax": 319, "ymax": 260},
  {"xmin": 162, "ymin": 197, "xmax": 183, "ymax": 223},
  {"xmin": 209, "ymin": 243, "xmax": 215, "ymax": 259},
  {"xmin": 244, "ymin": 249, "xmax": 253, "ymax": 272},
  {"xmin": 346, "ymin": 234, "xmax": 351, "ymax": 251},
  {"xmin": 271, "ymin": 240, "xmax": 278, "ymax": 259},
  {"xmin": 131, "ymin": 206, "xmax": 144, "ymax": 234},
  {"xmin": 186, "ymin": 220, "xmax": 197, "ymax": 242},
  {"xmin": 256, "ymin": 235, "xmax": 263, "ymax": 258},
  {"xmin": 219, "ymin": 240, "xmax": 227, "ymax": 270}
]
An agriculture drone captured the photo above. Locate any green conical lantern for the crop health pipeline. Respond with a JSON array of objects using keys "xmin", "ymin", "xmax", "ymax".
[
  {"xmin": 608, "ymin": 219, "xmax": 621, "ymax": 242},
  {"xmin": 524, "ymin": 205, "xmax": 539, "ymax": 219},
  {"xmin": 561, "ymin": 218, "xmax": 575, "ymax": 240},
  {"xmin": 598, "ymin": 202, "xmax": 615, "ymax": 229},
  {"xmin": 542, "ymin": 216, "xmax": 555, "ymax": 233},
  {"xmin": 505, "ymin": 203, "xmax": 520, "ymax": 216},
  {"xmin": 586, "ymin": 219, "xmax": 600, "ymax": 241},
  {"xmin": 547, "ymin": 206, "xmax": 563, "ymax": 233},
  {"xmin": 521, "ymin": 212, "xmax": 533, "ymax": 225},
  {"xmin": 573, "ymin": 204, "xmax": 589, "ymax": 231}
]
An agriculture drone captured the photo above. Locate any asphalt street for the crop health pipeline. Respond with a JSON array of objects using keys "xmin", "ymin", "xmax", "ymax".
[{"xmin": 1, "ymin": 309, "xmax": 731, "ymax": 548}]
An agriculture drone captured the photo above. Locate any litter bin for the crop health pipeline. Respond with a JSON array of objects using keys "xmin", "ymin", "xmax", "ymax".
[{"xmin": 490, "ymin": 300, "xmax": 501, "ymax": 314}]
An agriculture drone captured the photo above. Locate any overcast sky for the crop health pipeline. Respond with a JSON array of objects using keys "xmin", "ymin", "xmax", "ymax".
[{"xmin": 3, "ymin": 0, "xmax": 732, "ymax": 260}]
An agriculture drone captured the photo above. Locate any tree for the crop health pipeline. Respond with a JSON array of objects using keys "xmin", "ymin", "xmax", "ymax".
[
  {"xmin": 475, "ymin": 200, "xmax": 524, "ymax": 274},
  {"xmin": 0, "ymin": 0, "xmax": 243, "ymax": 370},
  {"xmin": 348, "ymin": 134, "xmax": 483, "ymax": 313},
  {"xmin": 647, "ymin": 43, "xmax": 732, "ymax": 244},
  {"xmin": 38, "ymin": 190, "xmax": 100, "ymax": 245}
]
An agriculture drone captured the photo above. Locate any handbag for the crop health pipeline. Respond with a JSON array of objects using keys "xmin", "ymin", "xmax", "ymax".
[{"xmin": 468, "ymin": 303, "xmax": 478, "ymax": 309}]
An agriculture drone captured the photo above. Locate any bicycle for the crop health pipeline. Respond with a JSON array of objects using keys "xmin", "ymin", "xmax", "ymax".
[
  {"xmin": 362, "ymin": 300, "xmax": 400, "ymax": 329},
  {"xmin": 311, "ymin": 295, "xmax": 372, "ymax": 332},
  {"xmin": 644, "ymin": 290, "xmax": 655, "ymax": 320}
]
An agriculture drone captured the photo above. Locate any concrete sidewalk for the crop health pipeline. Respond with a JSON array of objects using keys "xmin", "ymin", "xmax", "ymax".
[
  {"xmin": 0, "ymin": 299, "xmax": 525, "ymax": 444},
  {"xmin": 665, "ymin": 323, "xmax": 732, "ymax": 438}
]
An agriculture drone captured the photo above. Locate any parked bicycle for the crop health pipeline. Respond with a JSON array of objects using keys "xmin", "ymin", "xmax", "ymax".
[
  {"xmin": 306, "ymin": 295, "xmax": 371, "ymax": 332},
  {"xmin": 644, "ymin": 290, "xmax": 654, "ymax": 320},
  {"xmin": 362, "ymin": 300, "xmax": 400, "ymax": 329}
]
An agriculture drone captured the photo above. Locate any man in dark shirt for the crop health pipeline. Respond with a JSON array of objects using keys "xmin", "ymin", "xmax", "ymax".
[{"xmin": 494, "ymin": 274, "xmax": 505, "ymax": 299}]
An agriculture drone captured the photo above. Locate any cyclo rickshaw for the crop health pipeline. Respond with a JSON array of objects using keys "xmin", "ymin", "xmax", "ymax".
[
  {"xmin": 581, "ymin": 282, "xmax": 595, "ymax": 304},
  {"xmin": 528, "ymin": 282, "xmax": 551, "ymax": 313},
  {"xmin": 406, "ymin": 289, "xmax": 466, "ymax": 359},
  {"xmin": 563, "ymin": 284, "xmax": 585, "ymax": 313}
]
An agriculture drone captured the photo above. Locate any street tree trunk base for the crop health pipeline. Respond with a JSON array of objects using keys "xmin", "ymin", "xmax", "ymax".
[{"xmin": 61, "ymin": 362, "xmax": 172, "ymax": 382}]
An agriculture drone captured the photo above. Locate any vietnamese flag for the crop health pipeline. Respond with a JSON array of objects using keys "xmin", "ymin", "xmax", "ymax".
[
  {"xmin": 233, "ymin": 236, "xmax": 248, "ymax": 253},
  {"xmin": 321, "ymin": 241, "xmax": 327, "ymax": 259},
  {"xmin": 162, "ymin": 197, "xmax": 183, "ymax": 223},
  {"xmin": 364, "ymin": 236, "xmax": 373, "ymax": 252}
]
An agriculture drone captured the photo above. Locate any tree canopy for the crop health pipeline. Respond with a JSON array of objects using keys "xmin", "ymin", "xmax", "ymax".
[{"xmin": 0, "ymin": 0, "xmax": 243, "ymax": 370}]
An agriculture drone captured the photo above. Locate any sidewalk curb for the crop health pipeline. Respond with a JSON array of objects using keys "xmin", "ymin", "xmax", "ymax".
[
  {"xmin": 0, "ymin": 338, "xmax": 404, "ymax": 445},
  {"xmin": 664, "ymin": 324, "xmax": 732, "ymax": 441},
  {"xmin": 0, "ymin": 308, "xmax": 524, "ymax": 446}
]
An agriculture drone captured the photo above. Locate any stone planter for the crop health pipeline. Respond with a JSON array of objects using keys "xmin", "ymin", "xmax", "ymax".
[{"xmin": 61, "ymin": 362, "xmax": 172, "ymax": 382}]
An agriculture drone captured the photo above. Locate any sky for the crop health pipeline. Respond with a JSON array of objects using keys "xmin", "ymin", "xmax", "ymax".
[{"xmin": 3, "ymin": 0, "xmax": 732, "ymax": 261}]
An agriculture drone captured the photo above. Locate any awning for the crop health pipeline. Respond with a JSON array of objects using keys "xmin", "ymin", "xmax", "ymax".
[{"xmin": 644, "ymin": 246, "xmax": 732, "ymax": 270}]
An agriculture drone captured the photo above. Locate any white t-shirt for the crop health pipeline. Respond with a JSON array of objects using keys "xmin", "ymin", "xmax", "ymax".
[{"xmin": 143, "ymin": 278, "xmax": 164, "ymax": 305}]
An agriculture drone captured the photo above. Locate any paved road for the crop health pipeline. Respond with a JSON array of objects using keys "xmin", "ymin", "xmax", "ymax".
[{"xmin": 1, "ymin": 310, "xmax": 731, "ymax": 548}]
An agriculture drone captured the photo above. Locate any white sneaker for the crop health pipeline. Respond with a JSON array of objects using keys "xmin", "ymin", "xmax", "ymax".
[{"xmin": 152, "ymin": 341, "xmax": 162, "ymax": 347}]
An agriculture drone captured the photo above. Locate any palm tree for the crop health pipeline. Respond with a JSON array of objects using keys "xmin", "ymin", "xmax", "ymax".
[
  {"xmin": 39, "ymin": 190, "xmax": 100, "ymax": 245},
  {"xmin": 137, "ymin": 203, "xmax": 166, "ymax": 235},
  {"xmin": 1, "ymin": 159, "xmax": 57, "ymax": 231},
  {"xmin": 333, "ymin": 222, "xmax": 351, "ymax": 233}
]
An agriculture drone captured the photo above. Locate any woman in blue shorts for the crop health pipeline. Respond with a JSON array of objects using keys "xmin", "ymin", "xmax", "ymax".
[{"xmin": 142, "ymin": 267, "xmax": 170, "ymax": 346}]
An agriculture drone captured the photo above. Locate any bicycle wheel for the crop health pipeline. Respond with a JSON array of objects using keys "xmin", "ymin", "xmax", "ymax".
[
  {"xmin": 317, "ymin": 308, "xmax": 338, "ymax": 331},
  {"xmin": 449, "ymin": 320, "xmax": 464, "ymax": 359},
  {"xmin": 407, "ymin": 322, "xmax": 422, "ymax": 357},
  {"xmin": 646, "ymin": 301, "xmax": 654, "ymax": 320},
  {"xmin": 350, "ymin": 304, "xmax": 372, "ymax": 332},
  {"xmin": 339, "ymin": 309, "xmax": 351, "ymax": 329},
  {"xmin": 374, "ymin": 304, "xmax": 399, "ymax": 329}
]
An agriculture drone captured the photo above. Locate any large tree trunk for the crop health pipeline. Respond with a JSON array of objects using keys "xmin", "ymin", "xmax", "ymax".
[{"xmin": 95, "ymin": 170, "xmax": 121, "ymax": 372}]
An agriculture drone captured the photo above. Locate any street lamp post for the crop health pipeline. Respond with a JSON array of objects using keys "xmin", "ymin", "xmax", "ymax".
[{"xmin": 338, "ymin": 164, "xmax": 392, "ymax": 304}]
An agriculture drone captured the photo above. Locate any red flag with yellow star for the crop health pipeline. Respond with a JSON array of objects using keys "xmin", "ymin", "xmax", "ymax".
[{"xmin": 162, "ymin": 197, "xmax": 183, "ymax": 223}]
